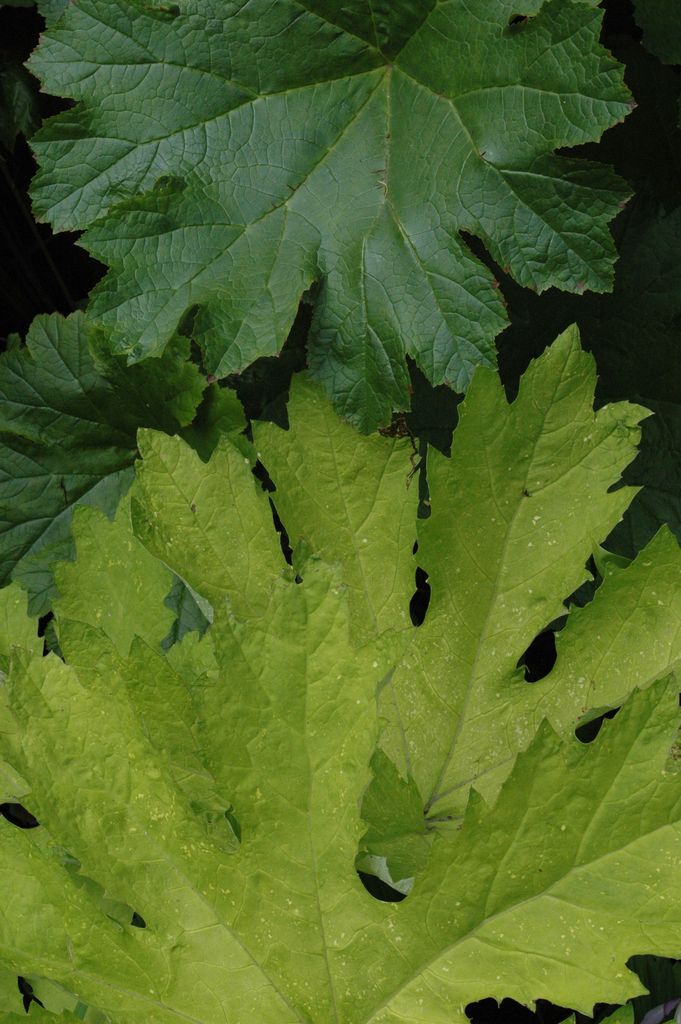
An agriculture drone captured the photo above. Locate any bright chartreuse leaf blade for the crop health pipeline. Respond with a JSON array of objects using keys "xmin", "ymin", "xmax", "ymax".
[
  {"xmin": 377, "ymin": 326, "xmax": 651, "ymax": 822},
  {"xmin": 27, "ymin": 0, "xmax": 631, "ymax": 429},
  {"xmin": 0, "ymin": 963, "xmax": 25, "ymax": 1018},
  {"xmin": 4, "ymin": 330, "xmax": 681, "ymax": 1021},
  {"xmin": 0, "ymin": 965, "xmax": 108, "ymax": 1023},
  {"xmin": 423, "ymin": 523, "xmax": 681, "ymax": 825},
  {"xmin": 0, "ymin": 750, "xmax": 203, "ymax": 1023},
  {"xmin": 1, "ymin": 561, "xmax": 395, "ymax": 1024},
  {"xmin": 53, "ymin": 616, "xmax": 237, "ymax": 850},
  {"xmin": 529, "ymin": 526, "xmax": 681, "ymax": 730},
  {"xmin": 250, "ymin": 327, "xmax": 681, "ymax": 869},
  {"xmin": 131, "ymin": 430, "xmax": 285, "ymax": 617},
  {"xmin": 53, "ymin": 502, "xmax": 174, "ymax": 657},
  {"xmin": 253, "ymin": 375, "xmax": 418, "ymax": 643},
  {"xmin": 0, "ymin": 583, "xmax": 40, "ymax": 669},
  {"xmin": 0, "ymin": 311, "xmax": 210, "ymax": 615},
  {"xmin": 360, "ymin": 677, "xmax": 681, "ymax": 1022},
  {"xmin": 357, "ymin": 749, "xmax": 430, "ymax": 885},
  {"xmin": 0, "ymin": 1010, "xmax": 97, "ymax": 1023},
  {"xmin": 3, "ymin": 578, "xmax": 681, "ymax": 1021}
]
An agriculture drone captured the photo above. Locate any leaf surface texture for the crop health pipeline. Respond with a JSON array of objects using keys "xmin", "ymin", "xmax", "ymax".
[
  {"xmin": 2, "ymin": 333, "xmax": 681, "ymax": 1022},
  {"xmin": 27, "ymin": 0, "xmax": 632, "ymax": 428}
]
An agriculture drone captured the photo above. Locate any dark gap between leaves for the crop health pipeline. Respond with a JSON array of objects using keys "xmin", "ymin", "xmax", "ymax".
[
  {"xmin": 0, "ymin": 803, "xmax": 39, "ymax": 829},
  {"xmin": 268, "ymin": 497, "xmax": 293, "ymax": 568},
  {"xmin": 17, "ymin": 976, "xmax": 44, "ymax": 1014},
  {"xmin": 517, "ymin": 630, "xmax": 557, "ymax": 682},
  {"xmin": 36, "ymin": 612, "xmax": 52, "ymax": 638},
  {"xmin": 38, "ymin": 611, "xmax": 55, "ymax": 658},
  {"xmin": 575, "ymin": 706, "xmax": 620, "ymax": 744},
  {"xmin": 130, "ymin": 912, "xmax": 146, "ymax": 928},
  {"xmin": 252, "ymin": 461, "xmax": 295, "ymax": 570},
  {"xmin": 410, "ymin": 567, "xmax": 431, "ymax": 626},
  {"xmin": 466, "ymin": 997, "xmax": 571, "ymax": 1023},
  {"xmin": 357, "ymin": 870, "xmax": 406, "ymax": 903},
  {"xmin": 252, "ymin": 459, "xmax": 275, "ymax": 493}
]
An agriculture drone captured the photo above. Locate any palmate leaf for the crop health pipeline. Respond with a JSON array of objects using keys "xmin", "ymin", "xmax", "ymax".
[
  {"xmin": 2, "ymin": 331, "xmax": 681, "ymax": 1022},
  {"xmin": 255, "ymin": 328, "xmax": 681, "ymax": 869},
  {"xmin": 2, "ymin": 533, "xmax": 681, "ymax": 1023},
  {"xmin": 27, "ymin": 0, "xmax": 631, "ymax": 429}
]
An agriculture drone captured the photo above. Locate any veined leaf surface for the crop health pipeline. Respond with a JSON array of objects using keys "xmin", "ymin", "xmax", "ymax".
[
  {"xmin": 28, "ymin": 0, "xmax": 631, "ymax": 428},
  {"xmin": 0, "ymin": 312, "xmax": 244, "ymax": 615},
  {"xmin": 256, "ymin": 328, "xmax": 681, "ymax": 862},
  {"xmin": 2, "ymin": 331, "xmax": 681, "ymax": 1021}
]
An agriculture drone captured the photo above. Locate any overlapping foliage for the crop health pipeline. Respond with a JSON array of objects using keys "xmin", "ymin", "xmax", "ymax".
[
  {"xmin": 0, "ymin": 311, "xmax": 244, "ymax": 615},
  {"xmin": 0, "ymin": 2, "xmax": 680, "ymax": 1021},
  {"xmin": 1, "ymin": 333, "xmax": 681, "ymax": 1023},
  {"xmin": 496, "ymin": 40, "xmax": 681, "ymax": 563}
]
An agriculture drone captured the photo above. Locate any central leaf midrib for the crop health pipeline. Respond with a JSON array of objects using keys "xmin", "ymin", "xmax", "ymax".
[
  {"xmin": 91, "ymin": 69, "xmax": 389, "ymax": 349},
  {"xmin": 363, "ymin": 792, "xmax": 678, "ymax": 1023},
  {"xmin": 424, "ymin": 374, "xmax": 566, "ymax": 813}
]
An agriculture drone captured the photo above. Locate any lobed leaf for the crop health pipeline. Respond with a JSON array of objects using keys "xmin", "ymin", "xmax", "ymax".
[
  {"xmin": 253, "ymin": 376, "xmax": 419, "ymax": 643},
  {"xmin": 257, "ymin": 328, "xmax": 679, "ymax": 853},
  {"xmin": 27, "ymin": 0, "xmax": 631, "ymax": 428},
  {"xmin": 1, "ymin": 331, "xmax": 681, "ymax": 1022}
]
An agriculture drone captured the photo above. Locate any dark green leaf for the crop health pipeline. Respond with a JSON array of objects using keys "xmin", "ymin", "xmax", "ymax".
[
  {"xmin": 28, "ymin": 0, "xmax": 631, "ymax": 429},
  {"xmin": 161, "ymin": 574, "xmax": 211, "ymax": 650},
  {"xmin": 0, "ymin": 312, "xmax": 211, "ymax": 613},
  {"xmin": 0, "ymin": 62, "xmax": 39, "ymax": 151},
  {"xmin": 633, "ymin": 0, "xmax": 681, "ymax": 64}
]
